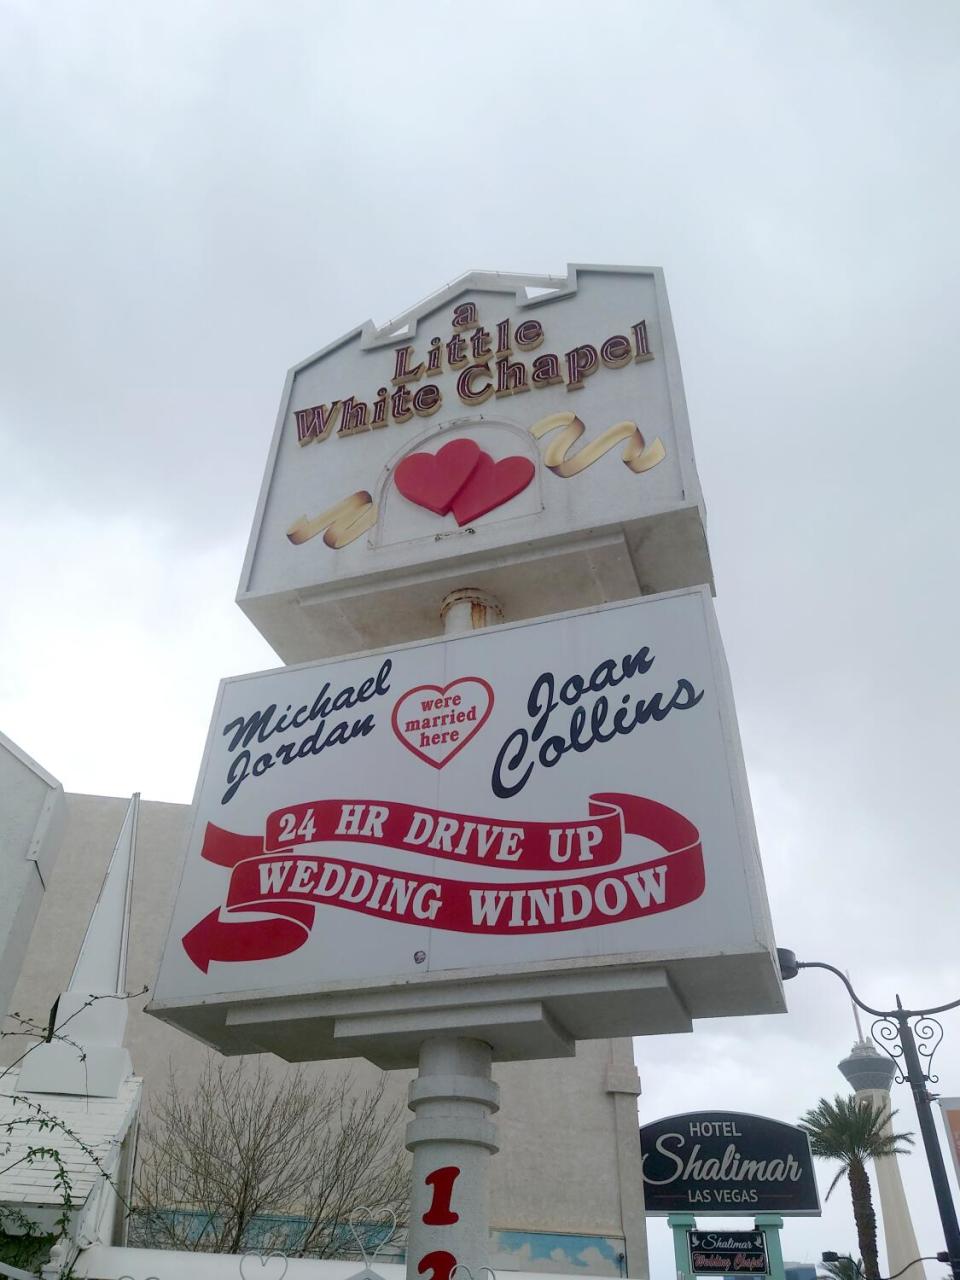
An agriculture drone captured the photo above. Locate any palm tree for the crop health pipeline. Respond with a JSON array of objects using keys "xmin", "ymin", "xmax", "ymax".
[
  {"xmin": 799, "ymin": 1094, "xmax": 914, "ymax": 1280},
  {"xmin": 821, "ymin": 1257, "xmax": 864, "ymax": 1280}
]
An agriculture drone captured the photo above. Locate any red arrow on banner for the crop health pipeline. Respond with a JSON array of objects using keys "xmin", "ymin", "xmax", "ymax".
[{"xmin": 181, "ymin": 902, "xmax": 315, "ymax": 974}]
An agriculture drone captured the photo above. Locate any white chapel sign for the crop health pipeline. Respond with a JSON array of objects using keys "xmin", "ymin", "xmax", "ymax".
[
  {"xmin": 150, "ymin": 588, "xmax": 781, "ymax": 1066},
  {"xmin": 237, "ymin": 265, "xmax": 711, "ymax": 663}
]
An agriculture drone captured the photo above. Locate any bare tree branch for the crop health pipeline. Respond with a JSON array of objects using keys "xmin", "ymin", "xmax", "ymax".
[{"xmin": 132, "ymin": 1055, "xmax": 409, "ymax": 1257}]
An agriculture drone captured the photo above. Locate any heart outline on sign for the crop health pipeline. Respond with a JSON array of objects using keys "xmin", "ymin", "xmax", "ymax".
[
  {"xmin": 348, "ymin": 1204, "xmax": 399, "ymax": 1269},
  {"xmin": 391, "ymin": 678, "xmax": 494, "ymax": 769},
  {"xmin": 450, "ymin": 1265, "xmax": 498, "ymax": 1280},
  {"xmin": 239, "ymin": 1250, "xmax": 289, "ymax": 1280}
]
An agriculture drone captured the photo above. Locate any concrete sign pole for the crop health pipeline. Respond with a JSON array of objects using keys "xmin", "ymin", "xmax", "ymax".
[
  {"xmin": 404, "ymin": 590, "xmax": 503, "ymax": 1280},
  {"xmin": 406, "ymin": 1035, "xmax": 500, "ymax": 1280}
]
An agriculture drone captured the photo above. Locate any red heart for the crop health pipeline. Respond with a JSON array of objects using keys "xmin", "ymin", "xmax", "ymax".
[
  {"xmin": 394, "ymin": 439, "xmax": 481, "ymax": 516},
  {"xmin": 451, "ymin": 452, "xmax": 536, "ymax": 526},
  {"xmin": 391, "ymin": 677, "xmax": 494, "ymax": 769}
]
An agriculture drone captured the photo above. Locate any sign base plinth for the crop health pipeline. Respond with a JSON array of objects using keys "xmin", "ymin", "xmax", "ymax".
[
  {"xmin": 151, "ymin": 961, "xmax": 726, "ymax": 1067},
  {"xmin": 242, "ymin": 510, "xmax": 711, "ymax": 665},
  {"xmin": 150, "ymin": 946, "xmax": 783, "ymax": 1067}
]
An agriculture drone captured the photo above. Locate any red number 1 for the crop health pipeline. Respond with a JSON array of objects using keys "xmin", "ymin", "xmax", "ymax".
[{"xmin": 422, "ymin": 1165, "xmax": 461, "ymax": 1225}]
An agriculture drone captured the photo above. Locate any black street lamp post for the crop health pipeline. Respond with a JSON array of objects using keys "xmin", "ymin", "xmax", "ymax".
[{"xmin": 777, "ymin": 949, "xmax": 960, "ymax": 1280}]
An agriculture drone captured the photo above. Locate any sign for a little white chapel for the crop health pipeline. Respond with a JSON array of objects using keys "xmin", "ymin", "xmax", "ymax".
[
  {"xmin": 237, "ymin": 265, "xmax": 711, "ymax": 664},
  {"xmin": 151, "ymin": 588, "xmax": 780, "ymax": 1064}
]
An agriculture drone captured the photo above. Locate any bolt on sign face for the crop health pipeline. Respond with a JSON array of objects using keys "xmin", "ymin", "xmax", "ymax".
[
  {"xmin": 148, "ymin": 589, "xmax": 782, "ymax": 1068},
  {"xmin": 236, "ymin": 265, "xmax": 712, "ymax": 664}
]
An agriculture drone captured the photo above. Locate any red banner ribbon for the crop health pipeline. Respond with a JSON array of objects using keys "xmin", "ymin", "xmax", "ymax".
[{"xmin": 182, "ymin": 793, "xmax": 704, "ymax": 972}]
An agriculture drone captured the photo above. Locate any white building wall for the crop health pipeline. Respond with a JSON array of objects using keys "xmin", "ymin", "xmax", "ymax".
[
  {"xmin": 5, "ymin": 792, "xmax": 648, "ymax": 1277},
  {"xmin": 0, "ymin": 730, "xmax": 64, "ymax": 1024}
]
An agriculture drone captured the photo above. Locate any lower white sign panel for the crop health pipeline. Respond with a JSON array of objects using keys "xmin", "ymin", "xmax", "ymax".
[{"xmin": 149, "ymin": 588, "xmax": 781, "ymax": 1064}]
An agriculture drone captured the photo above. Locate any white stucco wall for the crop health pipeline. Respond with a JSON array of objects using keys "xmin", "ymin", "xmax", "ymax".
[{"xmin": 0, "ymin": 731, "xmax": 64, "ymax": 1024}]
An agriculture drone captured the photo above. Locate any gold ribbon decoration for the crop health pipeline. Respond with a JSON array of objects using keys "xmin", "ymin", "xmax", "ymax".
[
  {"xmin": 530, "ymin": 412, "xmax": 665, "ymax": 477},
  {"xmin": 286, "ymin": 491, "xmax": 377, "ymax": 549},
  {"xmin": 287, "ymin": 412, "xmax": 664, "ymax": 551}
]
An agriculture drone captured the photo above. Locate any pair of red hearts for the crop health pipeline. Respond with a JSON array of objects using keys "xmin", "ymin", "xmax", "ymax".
[{"xmin": 394, "ymin": 439, "xmax": 535, "ymax": 527}]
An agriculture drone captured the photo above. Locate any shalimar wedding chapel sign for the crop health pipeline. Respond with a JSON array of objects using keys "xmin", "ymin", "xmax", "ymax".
[
  {"xmin": 237, "ymin": 265, "xmax": 712, "ymax": 664},
  {"xmin": 640, "ymin": 1111, "xmax": 820, "ymax": 1216},
  {"xmin": 148, "ymin": 588, "xmax": 782, "ymax": 1068},
  {"xmin": 687, "ymin": 1229, "xmax": 768, "ymax": 1275}
]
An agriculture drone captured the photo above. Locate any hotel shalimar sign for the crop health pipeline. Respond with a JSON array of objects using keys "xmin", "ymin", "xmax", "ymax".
[
  {"xmin": 149, "ymin": 266, "xmax": 782, "ymax": 1067},
  {"xmin": 237, "ymin": 265, "xmax": 711, "ymax": 663}
]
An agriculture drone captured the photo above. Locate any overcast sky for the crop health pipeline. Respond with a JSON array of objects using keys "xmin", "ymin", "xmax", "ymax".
[{"xmin": 3, "ymin": 2, "xmax": 960, "ymax": 1274}]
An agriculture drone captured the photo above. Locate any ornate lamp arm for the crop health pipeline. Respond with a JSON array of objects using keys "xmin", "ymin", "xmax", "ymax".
[
  {"xmin": 778, "ymin": 951, "xmax": 960, "ymax": 1020},
  {"xmin": 791, "ymin": 959, "xmax": 890, "ymax": 1017}
]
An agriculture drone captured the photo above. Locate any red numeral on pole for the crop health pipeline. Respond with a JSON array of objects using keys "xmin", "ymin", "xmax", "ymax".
[
  {"xmin": 422, "ymin": 1164, "xmax": 461, "ymax": 1225},
  {"xmin": 418, "ymin": 1249, "xmax": 458, "ymax": 1280}
]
